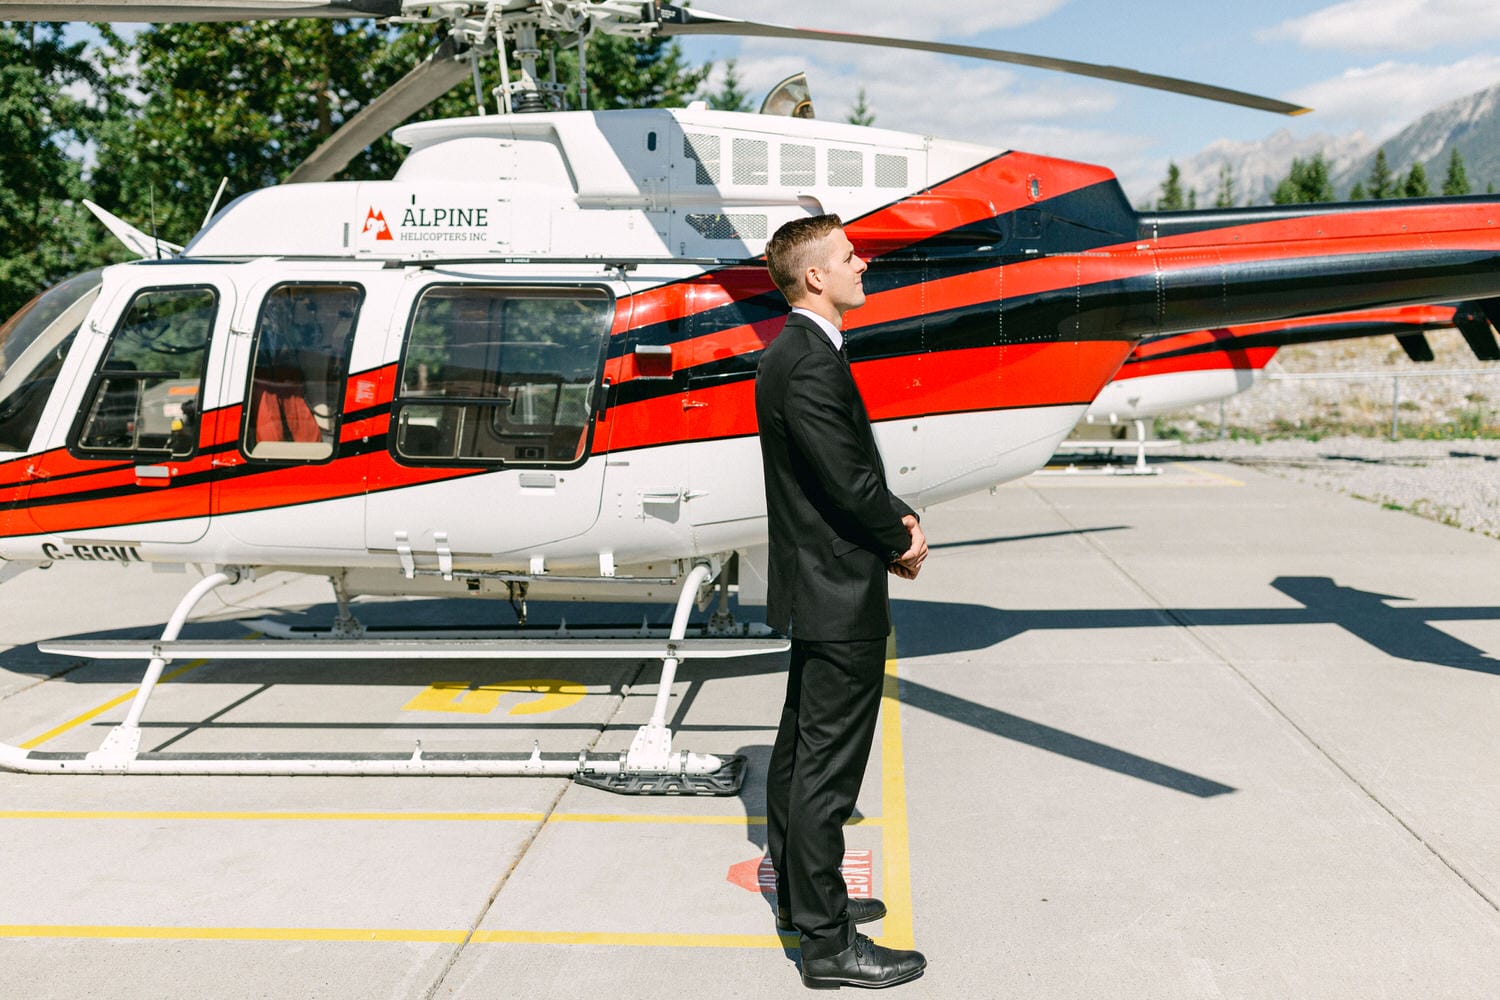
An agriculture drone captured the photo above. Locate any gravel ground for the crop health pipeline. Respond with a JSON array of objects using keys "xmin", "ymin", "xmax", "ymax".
[
  {"xmin": 1148, "ymin": 330, "xmax": 1500, "ymax": 540},
  {"xmin": 1174, "ymin": 436, "xmax": 1500, "ymax": 540}
]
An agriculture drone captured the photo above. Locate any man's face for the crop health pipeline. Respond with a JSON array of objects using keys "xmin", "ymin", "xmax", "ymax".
[{"xmin": 813, "ymin": 229, "xmax": 867, "ymax": 316}]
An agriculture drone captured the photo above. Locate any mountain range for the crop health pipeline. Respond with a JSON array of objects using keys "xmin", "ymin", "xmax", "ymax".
[{"xmin": 1156, "ymin": 81, "xmax": 1500, "ymax": 208}]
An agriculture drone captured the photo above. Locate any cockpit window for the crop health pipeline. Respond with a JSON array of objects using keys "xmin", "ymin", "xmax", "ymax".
[
  {"xmin": 0, "ymin": 269, "xmax": 103, "ymax": 452},
  {"xmin": 73, "ymin": 286, "xmax": 217, "ymax": 459}
]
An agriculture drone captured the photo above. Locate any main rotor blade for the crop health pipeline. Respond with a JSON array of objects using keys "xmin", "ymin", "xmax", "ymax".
[
  {"xmin": 657, "ymin": 4, "xmax": 1310, "ymax": 117},
  {"xmin": 284, "ymin": 33, "xmax": 469, "ymax": 183},
  {"xmin": 0, "ymin": 0, "xmax": 400, "ymax": 22}
]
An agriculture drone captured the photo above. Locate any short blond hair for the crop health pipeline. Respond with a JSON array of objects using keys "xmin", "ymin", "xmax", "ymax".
[{"xmin": 765, "ymin": 214, "xmax": 844, "ymax": 301}]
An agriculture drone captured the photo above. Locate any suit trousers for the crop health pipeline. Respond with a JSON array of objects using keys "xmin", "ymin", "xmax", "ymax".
[{"xmin": 766, "ymin": 635, "xmax": 888, "ymax": 960}]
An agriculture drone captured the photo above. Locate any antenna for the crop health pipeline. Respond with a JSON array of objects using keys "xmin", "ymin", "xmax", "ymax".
[
  {"xmin": 202, "ymin": 177, "xmax": 229, "ymax": 231},
  {"xmin": 149, "ymin": 185, "xmax": 161, "ymax": 261}
]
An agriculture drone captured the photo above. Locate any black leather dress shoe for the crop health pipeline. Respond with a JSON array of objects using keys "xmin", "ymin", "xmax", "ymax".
[
  {"xmin": 800, "ymin": 933, "xmax": 926, "ymax": 990},
  {"xmin": 776, "ymin": 896, "xmax": 887, "ymax": 932}
]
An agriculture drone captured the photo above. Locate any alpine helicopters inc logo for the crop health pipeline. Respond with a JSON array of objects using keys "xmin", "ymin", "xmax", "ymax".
[{"xmin": 360, "ymin": 200, "xmax": 492, "ymax": 245}]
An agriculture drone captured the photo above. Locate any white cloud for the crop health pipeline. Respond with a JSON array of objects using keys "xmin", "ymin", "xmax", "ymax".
[
  {"xmin": 1263, "ymin": 0, "xmax": 1500, "ymax": 51},
  {"xmin": 728, "ymin": 39, "xmax": 1118, "ymax": 138},
  {"xmin": 692, "ymin": 0, "xmax": 1070, "ymax": 41},
  {"xmin": 1288, "ymin": 55, "xmax": 1500, "ymax": 137}
]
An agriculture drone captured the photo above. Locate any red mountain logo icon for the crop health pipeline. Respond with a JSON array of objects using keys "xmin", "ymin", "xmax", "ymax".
[{"xmin": 362, "ymin": 207, "xmax": 393, "ymax": 241}]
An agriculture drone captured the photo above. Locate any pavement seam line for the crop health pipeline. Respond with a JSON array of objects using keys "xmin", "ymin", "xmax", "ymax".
[
  {"xmin": 1028, "ymin": 478, "xmax": 1500, "ymax": 915},
  {"xmin": 419, "ymin": 654, "xmax": 651, "ymax": 1000}
]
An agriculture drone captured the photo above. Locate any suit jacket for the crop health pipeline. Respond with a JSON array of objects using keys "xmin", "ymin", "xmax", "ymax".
[{"xmin": 755, "ymin": 313, "xmax": 915, "ymax": 641}]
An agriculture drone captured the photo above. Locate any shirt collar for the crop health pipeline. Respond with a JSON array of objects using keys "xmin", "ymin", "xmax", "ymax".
[{"xmin": 790, "ymin": 307, "xmax": 842, "ymax": 350}]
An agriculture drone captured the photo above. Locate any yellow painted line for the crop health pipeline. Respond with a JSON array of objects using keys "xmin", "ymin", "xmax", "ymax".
[
  {"xmin": 472, "ymin": 930, "xmax": 796, "ymax": 949},
  {"xmin": 18, "ymin": 660, "xmax": 210, "ymax": 749},
  {"xmin": 0, "ymin": 925, "xmax": 464, "ymax": 943},
  {"xmin": 0, "ymin": 924, "xmax": 796, "ymax": 948},
  {"xmin": 876, "ymin": 633, "xmax": 915, "ymax": 951}
]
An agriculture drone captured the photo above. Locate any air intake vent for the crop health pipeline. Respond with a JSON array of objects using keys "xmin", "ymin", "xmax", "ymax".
[
  {"xmin": 828, "ymin": 148, "xmax": 863, "ymax": 187},
  {"xmin": 683, "ymin": 133, "xmax": 721, "ymax": 184},
  {"xmin": 685, "ymin": 213, "xmax": 769, "ymax": 240},
  {"xmin": 875, "ymin": 154, "xmax": 908, "ymax": 188},
  {"xmin": 733, "ymin": 139, "xmax": 769, "ymax": 185}
]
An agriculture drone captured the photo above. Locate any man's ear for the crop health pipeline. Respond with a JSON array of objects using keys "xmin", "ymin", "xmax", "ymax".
[{"xmin": 804, "ymin": 264, "xmax": 825, "ymax": 295}]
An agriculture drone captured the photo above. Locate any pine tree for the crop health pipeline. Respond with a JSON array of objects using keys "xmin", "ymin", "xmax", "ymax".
[
  {"xmin": 1348, "ymin": 181, "xmax": 1367, "ymax": 200},
  {"xmin": 1368, "ymin": 148, "xmax": 1394, "ymax": 200},
  {"xmin": 1402, "ymin": 161, "xmax": 1431, "ymax": 198},
  {"xmin": 1442, "ymin": 148, "xmax": 1470, "ymax": 196},
  {"xmin": 846, "ymin": 87, "xmax": 875, "ymax": 127},
  {"xmin": 1156, "ymin": 162, "xmax": 1187, "ymax": 211},
  {"xmin": 1272, "ymin": 152, "xmax": 1334, "ymax": 204},
  {"xmin": 1213, "ymin": 163, "xmax": 1235, "ymax": 208},
  {"xmin": 706, "ymin": 58, "xmax": 751, "ymax": 113}
]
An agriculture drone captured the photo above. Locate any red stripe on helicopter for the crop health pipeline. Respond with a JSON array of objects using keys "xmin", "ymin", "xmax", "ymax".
[{"xmin": 598, "ymin": 340, "xmax": 1130, "ymax": 453}]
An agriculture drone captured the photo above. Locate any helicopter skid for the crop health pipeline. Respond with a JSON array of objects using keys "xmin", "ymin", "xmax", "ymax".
[
  {"xmin": 0, "ymin": 742, "xmax": 748, "ymax": 793},
  {"xmin": 8, "ymin": 562, "xmax": 776, "ymax": 794}
]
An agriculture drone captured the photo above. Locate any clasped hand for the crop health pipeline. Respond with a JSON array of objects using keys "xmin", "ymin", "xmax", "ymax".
[{"xmin": 889, "ymin": 514, "xmax": 927, "ymax": 580}]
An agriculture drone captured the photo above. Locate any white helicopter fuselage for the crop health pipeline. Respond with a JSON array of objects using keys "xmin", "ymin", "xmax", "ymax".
[{"xmin": 0, "ymin": 108, "xmax": 1106, "ymax": 601}]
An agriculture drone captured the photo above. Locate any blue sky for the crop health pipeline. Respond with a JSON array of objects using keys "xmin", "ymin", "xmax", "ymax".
[{"xmin": 676, "ymin": 0, "xmax": 1500, "ymax": 199}]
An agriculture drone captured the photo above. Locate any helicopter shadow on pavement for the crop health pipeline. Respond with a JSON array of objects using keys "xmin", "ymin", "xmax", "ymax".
[{"xmin": 891, "ymin": 576, "xmax": 1500, "ymax": 676}]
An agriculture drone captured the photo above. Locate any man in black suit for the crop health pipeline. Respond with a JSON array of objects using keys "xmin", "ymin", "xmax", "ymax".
[{"xmin": 755, "ymin": 214, "xmax": 928, "ymax": 989}]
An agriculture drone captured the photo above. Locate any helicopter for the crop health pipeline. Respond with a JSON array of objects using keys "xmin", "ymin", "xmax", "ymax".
[
  {"xmin": 5, "ymin": 0, "xmax": 1500, "ymax": 793},
  {"xmin": 1060, "ymin": 300, "xmax": 1500, "ymax": 470}
]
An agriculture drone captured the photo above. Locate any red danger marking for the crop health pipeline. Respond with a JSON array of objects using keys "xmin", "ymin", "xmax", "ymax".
[{"xmin": 726, "ymin": 851, "xmax": 873, "ymax": 899}]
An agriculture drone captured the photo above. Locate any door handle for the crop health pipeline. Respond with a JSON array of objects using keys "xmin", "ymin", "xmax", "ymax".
[{"xmin": 134, "ymin": 464, "xmax": 173, "ymax": 487}]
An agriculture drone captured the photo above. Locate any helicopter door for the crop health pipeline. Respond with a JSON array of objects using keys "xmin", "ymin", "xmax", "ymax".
[
  {"xmin": 215, "ymin": 279, "xmax": 367, "ymax": 550},
  {"xmin": 365, "ymin": 283, "xmax": 615, "ymax": 568},
  {"xmin": 25, "ymin": 279, "xmax": 232, "ymax": 545}
]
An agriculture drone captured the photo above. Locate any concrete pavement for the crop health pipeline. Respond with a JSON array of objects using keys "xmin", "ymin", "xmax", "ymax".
[{"xmin": 1, "ymin": 456, "xmax": 1496, "ymax": 998}]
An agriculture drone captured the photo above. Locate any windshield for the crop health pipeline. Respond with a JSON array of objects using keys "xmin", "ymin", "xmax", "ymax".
[{"xmin": 0, "ymin": 269, "xmax": 104, "ymax": 452}]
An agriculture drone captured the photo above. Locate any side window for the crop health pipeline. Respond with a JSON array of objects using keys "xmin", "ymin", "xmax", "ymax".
[
  {"xmin": 74, "ymin": 286, "xmax": 216, "ymax": 459},
  {"xmin": 243, "ymin": 283, "xmax": 362, "ymax": 461},
  {"xmin": 393, "ymin": 286, "xmax": 611, "ymax": 465}
]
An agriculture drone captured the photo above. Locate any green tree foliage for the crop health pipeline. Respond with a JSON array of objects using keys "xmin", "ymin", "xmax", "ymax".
[
  {"xmin": 0, "ymin": 23, "xmax": 112, "ymax": 318},
  {"xmin": 1401, "ymin": 160, "xmax": 1431, "ymax": 198},
  {"xmin": 1367, "ymin": 148, "xmax": 1394, "ymax": 200},
  {"xmin": 1212, "ymin": 163, "xmax": 1236, "ymax": 208},
  {"xmin": 846, "ymin": 87, "xmax": 875, "ymax": 127},
  {"xmin": 1272, "ymin": 152, "xmax": 1334, "ymax": 204},
  {"xmin": 706, "ymin": 58, "xmax": 752, "ymax": 112},
  {"xmin": 1442, "ymin": 147, "xmax": 1470, "ymax": 196},
  {"xmin": 1348, "ymin": 181, "xmax": 1367, "ymax": 200},
  {"xmin": 1156, "ymin": 162, "xmax": 1188, "ymax": 211}
]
